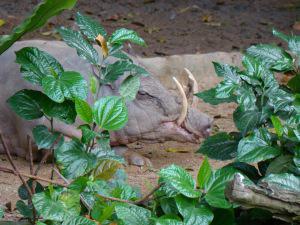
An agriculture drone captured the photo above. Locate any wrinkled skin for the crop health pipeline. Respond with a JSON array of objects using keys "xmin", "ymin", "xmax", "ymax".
[{"xmin": 0, "ymin": 40, "xmax": 212, "ymax": 158}]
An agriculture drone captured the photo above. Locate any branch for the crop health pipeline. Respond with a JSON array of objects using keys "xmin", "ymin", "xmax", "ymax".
[
  {"xmin": 0, "ymin": 133, "xmax": 33, "ymax": 197},
  {"xmin": 0, "ymin": 166, "xmax": 66, "ymax": 187},
  {"xmin": 225, "ymin": 173, "xmax": 300, "ymax": 223}
]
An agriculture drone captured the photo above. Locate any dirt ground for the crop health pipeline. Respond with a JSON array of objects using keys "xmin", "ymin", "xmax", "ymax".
[
  {"xmin": 0, "ymin": 0, "xmax": 300, "ymax": 56},
  {"xmin": 0, "ymin": 0, "xmax": 299, "ymax": 222}
]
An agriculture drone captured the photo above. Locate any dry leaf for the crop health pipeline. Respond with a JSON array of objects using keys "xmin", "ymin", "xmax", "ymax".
[
  {"xmin": 165, "ymin": 148, "xmax": 189, "ymax": 153},
  {"xmin": 202, "ymin": 15, "xmax": 213, "ymax": 23},
  {"xmin": 0, "ymin": 19, "xmax": 5, "ymax": 27},
  {"xmin": 96, "ymin": 34, "xmax": 108, "ymax": 57}
]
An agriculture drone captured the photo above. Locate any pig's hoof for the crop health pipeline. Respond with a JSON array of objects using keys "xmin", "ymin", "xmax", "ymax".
[{"xmin": 113, "ymin": 146, "xmax": 152, "ymax": 167}]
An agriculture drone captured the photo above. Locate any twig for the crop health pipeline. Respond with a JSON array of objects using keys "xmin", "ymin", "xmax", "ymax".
[
  {"xmin": 135, "ymin": 183, "xmax": 162, "ymax": 205},
  {"xmin": 0, "ymin": 133, "xmax": 33, "ymax": 197},
  {"xmin": 27, "ymin": 135, "xmax": 37, "ymax": 224},
  {"xmin": 0, "ymin": 166, "xmax": 66, "ymax": 187},
  {"xmin": 27, "ymin": 135, "xmax": 34, "ymax": 175}
]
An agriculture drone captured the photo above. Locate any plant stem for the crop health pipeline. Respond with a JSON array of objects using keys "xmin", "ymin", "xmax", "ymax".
[
  {"xmin": 0, "ymin": 133, "xmax": 33, "ymax": 197},
  {"xmin": 27, "ymin": 135, "xmax": 37, "ymax": 224}
]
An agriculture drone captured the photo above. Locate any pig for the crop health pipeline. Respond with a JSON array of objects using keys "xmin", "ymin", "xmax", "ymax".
[{"xmin": 0, "ymin": 40, "xmax": 213, "ymax": 162}]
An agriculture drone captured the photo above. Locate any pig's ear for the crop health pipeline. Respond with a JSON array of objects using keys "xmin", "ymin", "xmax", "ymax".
[{"xmin": 182, "ymin": 68, "xmax": 198, "ymax": 107}]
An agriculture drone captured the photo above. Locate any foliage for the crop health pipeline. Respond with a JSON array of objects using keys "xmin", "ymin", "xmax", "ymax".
[
  {"xmin": 197, "ymin": 28, "xmax": 300, "ymax": 222},
  {"xmin": 5, "ymin": 6, "xmax": 300, "ymax": 223},
  {"xmin": 0, "ymin": 0, "xmax": 77, "ymax": 54}
]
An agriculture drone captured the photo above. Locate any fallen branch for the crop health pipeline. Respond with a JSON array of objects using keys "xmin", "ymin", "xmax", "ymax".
[
  {"xmin": 225, "ymin": 173, "xmax": 300, "ymax": 223},
  {"xmin": 0, "ymin": 166, "xmax": 66, "ymax": 187}
]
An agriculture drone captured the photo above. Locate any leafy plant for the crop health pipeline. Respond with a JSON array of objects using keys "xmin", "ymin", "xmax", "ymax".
[{"xmin": 197, "ymin": 29, "xmax": 300, "ymax": 223}]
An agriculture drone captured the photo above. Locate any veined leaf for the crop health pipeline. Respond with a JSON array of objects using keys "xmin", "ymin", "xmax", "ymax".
[
  {"xmin": 204, "ymin": 167, "xmax": 237, "ymax": 208},
  {"xmin": 236, "ymin": 84, "xmax": 257, "ymax": 111},
  {"xmin": 32, "ymin": 188, "xmax": 81, "ymax": 221},
  {"xmin": 115, "ymin": 203, "xmax": 151, "ymax": 225},
  {"xmin": 93, "ymin": 96, "xmax": 128, "ymax": 131},
  {"xmin": 58, "ymin": 27, "xmax": 99, "ymax": 65},
  {"xmin": 55, "ymin": 139, "xmax": 97, "ymax": 179},
  {"xmin": 109, "ymin": 28, "xmax": 146, "ymax": 46},
  {"xmin": 197, "ymin": 132, "xmax": 240, "ymax": 160},
  {"xmin": 15, "ymin": 47, "xmax": 64, "ymax": 85},
  {"xmin": 75, "ymin": 12, "xmax": 106, "ymax": 40},
  {"xmin": 7, "ymin": 89, "xmax": 44, "ymax": 120},
  {"xmin": 266, "ymin": 155, "xmax": 293, "ymax": 175},
  {"xmin": 273, "ymin": 29, "xmax": 300, "ymax": 56},
  {"xmin": 16, "ymin": 200, "xmax": 33, "ymax": 219},
  {"xmin": 62, "ymin": 216, "xmax": 97, "ymax": 225},
  {"xmin": 246, "ymin": 44, "xmax": 293, "ymax": 72},
  {"xmin": 159, "ymin": 164, "xmax": 200, "ymax": 198},
  {"xmin": 32, "ymin": 125, "xmax": 60, "ymax": 149},
  {"xmin": 119, "ymin": 75, "xmax": 140, "ymax": 101},
  {"xmin": 75, "ymin": 99, "xmax": 93, "ymax": 124},
  {"xmin": 260, "ymin": 173, "xmax": 300, "ymax": 192},
  {"xmin": 233, "ymin": 106, "xmax": 261, "ymax": 135},
  {"xmin": 197, "ymin": 156, "xmax": 212, "ymax": 189},
  {"xmin": 93, "ymin": 159, "xmax": 121, "ymax": 180},
  {"xmin": 0, "ymin": 0, "xmax": 77, "ymax": 54},
  {"xmin": 270, "ymin": 116, "xmax": 284, "ymax": 137},
  {"xmin": 237, "ymin": 128, "xmax": 281, "ymax": 163},
  {"xmin": 175, "ymin": 195, "xmax": 213, "ymax": 225},
  {"xmin": 195, "ymin": 87, "xmax": 236, "ymax": 105},
  {"xmin": 42, "ymin": 71, "xmax": 88, "ymax": 103}
]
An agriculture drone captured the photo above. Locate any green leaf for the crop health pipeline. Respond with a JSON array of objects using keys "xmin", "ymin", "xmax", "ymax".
[
  {"xmin": 93, "ymin": 96, "xmax": 128, "ymax": 131},
  {"xmin": 273, "ymin": 29, "xmax": 300, "ymax": 56},
  {"xmin": 271, "ymin": 116, "xmax": 284, "ymax": 137},
  {"xmin": 16, "ymin": 200, "xmax": 33, "ymax": 219},
  {"xmin": 115, "ymin": 203, "xmax": 151, "ymax": 225},
  {"xmin": 236, "ymin": 84, "xmax": 257, "ymax": 111},
  {"xmin": 32, "ymin": 125, "xmax": 60, "ymax": 149},
  {"xmin": 204, "ymin": 167, "xmax": 237, "ymax": 208},
  {"xmin": 102, "ymin": 61, "xmax": 148, "ymax": 84},
  {"xmin": 32, "ymin": 189, "xmax": 81, "ymax": 221},
  {"xmin": 266, "ymin": 155, "xmax": 293, "ymax": 175},
  {"xmin": 8, "ymin": 89, "xmax": 76, "ymax": 123},
  {"xmin": 91, "ymin": 200, "xmax": 116, "ymax": 223},
  {"xmin": 175, "ymin": 195, "xmax": 214, "ymax": 225},
  {"xmin": 155, "ymin": 216, "xmax": 183, "ymax": 225},
  {"xmin": 266, "ymin": 86, "xmax": 294, "ymax": 112},
  {"xmin": 62, "ymin": 216, "xmax": 97, "ymax": 225},
  {"xmin": 226, "ymin": 162, "xmax": 260, "ymax": 182},
  {"xmin": 58, "ymin": 27, "xmax": 99, "ymax": 65},
  {"xmin": 246, "ymin": 44, "xmax": 293, "ymax": 71},
  {"xmin": 55, "ymin": 139, "xmax": 97, "ymax": 179},
  {"xmin": 42, "ymin": 71, "xmax": 88, "ymax": 103},
  {"xmin": 109, "ymin": 28, "xmax": 146, "ymax": 46},
  {"xmin": 0, "ymin": 0, "xmax": 77, "ymax": 54},
  {"xmin": 237, "ymin": 128, "xmax": 281, "ymax": 163},
  {"xmin": 119, "ymin": 75, "xmax": 140, "ymax": 101},
  {"xmin": 197, "ymin": 132, "xmax": 239, "ymax": 160},
  {"xmin": 287, "ymin": 74, "xmax": 300, "ymax": 93},
  {"xmin": 79, "ymin": 124, "xmax": 96, "ymax": 144},
  {"xmin": 75, "ymin": 99, "xmax": 93, "ymax": 124},
  {"xmin": 233, "ymin": 106, "xmax": 261, "ymax": 135},
  {"xmin": 260, "ymin": 173, "xmax": 300, "ymax": 192},
  {"xmin": 7, "ymin": 89, "xmax": 44, "ymax": 120},
  {"xmin": 195, "ymin": 87, "xmax": 236, "ymax": 105},
  {"xmin": 0, "ymin": 207, "xmax": 3, "ymax": 218},
  {"xmin": 75, "ymin": 12, "xmax": 106, "ymax": 40},
  {"xmin": 159, "ymin": 164, "xmax": 200, "ymax": 198},
  {"xmin": 197, "ymin": 156, "xmax": 212, "ymax": 189},
  {"xmin": 90, "ymin": 75, "xmax": 98, "ymax": 95},
  {"xmin": 15, "ymin": 47, "xmax": 64, "ymax": 85},
  {"xmin": 18, "ymin": 179, "xmax": 44, "ymax": 200}
]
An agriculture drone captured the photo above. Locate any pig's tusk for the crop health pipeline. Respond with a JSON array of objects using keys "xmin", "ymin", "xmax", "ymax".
[
  {"xmin": 173, "ymin": 76, "xmax": 188, "ymax": 126},
  {"xmin": 184, "ymin": 68, "xmax": 198, "ymax": 107},
  {"xmin": 184, "ymin": 68, "xmax": 198, "ymax": 94}
]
